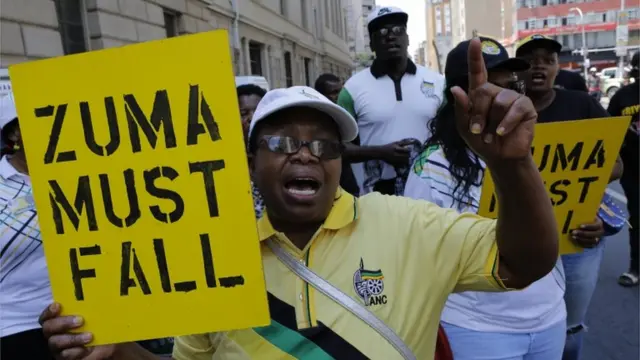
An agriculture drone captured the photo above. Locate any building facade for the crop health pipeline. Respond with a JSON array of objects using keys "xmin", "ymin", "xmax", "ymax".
[
  {"xmin": 425, "ymin": 0, "xmax": 507, "ymax": 71},
  {"xmin": 414, "ymin": 40, "xmax": 427, "ymax": 66},
  {"xmin": 509, "ymin": 0, "xmax": 640, "ymax": 67},
  {"xmin": 347, "ymin": 0, "xmax": 375, "ymax": 73},
  {"xmin": 0, "ymin": 0, "xmax": 353, "ymax": 88},
  {"xmin": 361, "ymin": 0, "xmax": 375, "ymax": 53}
]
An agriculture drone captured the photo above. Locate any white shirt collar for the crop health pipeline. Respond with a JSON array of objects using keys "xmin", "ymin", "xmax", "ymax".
[{"xmin": 0, "ymin": 156, "xmax": 27, "ymax": 181}]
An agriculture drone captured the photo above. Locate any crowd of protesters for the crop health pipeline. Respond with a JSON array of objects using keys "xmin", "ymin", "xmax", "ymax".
[{"xmin": 0, "ymin": 5, "xmax": 638, "ymax": 360}]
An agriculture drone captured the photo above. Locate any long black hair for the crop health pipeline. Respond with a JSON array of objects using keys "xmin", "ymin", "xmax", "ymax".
[
  {"xmin": 1, "ymin": 118, "xmax": 19, "ymax": 157},
  {"xmin": 424, "ymin": 76, "xmax": 483, "ymax": 209}
]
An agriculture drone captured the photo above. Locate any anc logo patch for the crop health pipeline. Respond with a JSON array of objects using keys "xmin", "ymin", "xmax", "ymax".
[
  {"xmin": 481, "ymin": 40, "xmax": 501, "ymax": 55},
  {"xmin": 353, "ymin": 258, "xmax": 387, "ymax": 306}
]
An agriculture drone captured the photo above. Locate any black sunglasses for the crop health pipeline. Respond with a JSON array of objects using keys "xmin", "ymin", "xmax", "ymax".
[
  {"xmin": 258, "ymin": 135, "xmax": 344, "ymax": 160},
  {"xmin": 376, "ymin": 25, "xmax": 406, "ymax": 37}
]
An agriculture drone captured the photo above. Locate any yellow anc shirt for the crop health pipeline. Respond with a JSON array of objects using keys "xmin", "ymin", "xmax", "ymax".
[{"xmin": 173, "ymin": 189, "xmax": 508, "ymax": 360}]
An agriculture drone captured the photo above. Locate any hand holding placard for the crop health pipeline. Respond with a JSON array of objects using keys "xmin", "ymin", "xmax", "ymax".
[
  {"xmin": 477, "ymin": 117, "xmax": 630, "ymax": 254},
  {"xmin": 10, "ymin": 30, "xmax": 270, "ymax": 345}
]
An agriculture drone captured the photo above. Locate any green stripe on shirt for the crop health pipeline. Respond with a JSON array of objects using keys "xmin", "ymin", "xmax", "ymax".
[
  {"xmin": 254, "ymin": 320, "xmax": 335, "ymax": 360},
  {"xmin": 337, "ymin": 88, "xmax": 356, "ymax": 119}
]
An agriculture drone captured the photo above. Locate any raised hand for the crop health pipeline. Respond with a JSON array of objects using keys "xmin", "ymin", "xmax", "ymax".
[{"xmin": 450, "ymin": 38, "xmax": 537, "ymax": 166}]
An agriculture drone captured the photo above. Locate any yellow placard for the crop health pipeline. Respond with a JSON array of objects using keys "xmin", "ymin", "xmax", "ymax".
[
  {"xmin": 478, "ymin": 117, "xmax": 630, "ymax": 254},
  {"xmin": 9, "ymin": 30, "xmax": 269, "ymax": 345}
]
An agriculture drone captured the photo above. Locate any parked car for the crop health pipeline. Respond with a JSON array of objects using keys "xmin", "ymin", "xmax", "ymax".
[{"xmin": 598, "ymin": 66, "xmax": 631, "ymax": 98}]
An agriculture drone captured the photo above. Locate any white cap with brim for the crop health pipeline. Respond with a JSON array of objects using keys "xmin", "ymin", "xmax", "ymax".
[
  {"xmin": 367, "ymin": 6, "xmax": 408, "ymax": 30},
  {"xmin": 248, "ymin": 86, "xmax": 358, "ymax": 143},
  {"xmin": 0, "ymin": 93, "xmax": 17, "ymax": 131}
]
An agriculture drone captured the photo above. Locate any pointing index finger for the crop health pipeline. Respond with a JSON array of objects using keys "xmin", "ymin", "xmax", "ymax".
[{"xmin": 468, "ymin": 38, "xmax": 488, "ymax": 92}]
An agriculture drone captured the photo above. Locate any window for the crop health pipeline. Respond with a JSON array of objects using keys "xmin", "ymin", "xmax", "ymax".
[
  {"xmin": 303, "ymin": 58, "xmax": 311, "ymax": 86},
  {"xmin": 301, "ymin": 0, "xmax": 308, "ymax": 29},
  {"xmin": 249, "ymin": 41, "xmax": 263, "ymax": 75},
  {"xmin": 279, "ymin": 0, "xmax": 287, "ymax": 17},
  {"xmin": 284, "ymin": 51, "xmax": 293, "ymax": 87},
  {"xmin": 54, "ymin": 0, "xmax": 87, "ymax": 54},
  {"xmin": 164, "ymin": 10, "xmax": 179, "ymax": 37},
  {"xmin": 606, "ymin": 10, "xmax": 616, "ymax": 22},
  {"xmin": 518, "ymin": 20, "xmax": 527, "ymax": 30}
]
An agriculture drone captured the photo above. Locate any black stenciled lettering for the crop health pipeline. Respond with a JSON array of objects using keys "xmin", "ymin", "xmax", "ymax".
[
  {"xmin": 99, "ymin": 169, "xmax": 142, "ymax": 228},
  {"xmin": 80, "ymin": 97, "xmax": 121, "ymax": 157},
  {"xmin": 577, "ymin": 176, "xmax": 599, "ymax": 204},
  {"xmin": 174, "ymin": 281, "xmax": 197, "ymax": 293},
  {"xmin": 38, "ymin": 104, "xmax": 77, "ymax": 164},
  {"xmin": 69, "ymin": 245, "xmax": 101, "ymax": 301},
  {"xmin": 219, "ymin": 276, "xmax": 245, "ymax": 288},
  {"xmin": 186, "ymin": 84, "xmax": 221, "ymax": 145},
  {"xmin": 367, "ymin": 295, "xmax": 387, "ymax": 306},
  {"xmin": 153, "ymin": 238, "xmax": 172, "ymax": 293},
  {"xmin": 143, "ymin": 166, "xmax": 184, "ymax": 223},
  {"xmin": 49, "ymin": 177, "xmax": 98, "ymax": 234},
  {"xmin": 550, "ymin": 142, "xmax": 584, "ymax": 173},
  {"xmin": 583, "ymin": 140, "xmax": 605, "ymax": 170},
  {"xmin": 549, "ymin": 179, "xmax": 570, "ymax": 206},
  {"xmin": 124, "ymin": 90, "xmax": 177, "ymax": 153},
  {"xmin": 120, "ymin": 241, "xmax": 151, "ymax": 296},
  {"xmin": 562, "ymin": 210, "xmax": 574, "ymax": 234},
  {"xmin": 189, "ymin": 160, "xmax": 226, "ymax": 217},
  {"xmin": 534, "ymin": 144, "xmax": 550, "ymax": 172},
  {"xmin": 200, "ymin": 233, "xmax": 217, "ymax": 288}
]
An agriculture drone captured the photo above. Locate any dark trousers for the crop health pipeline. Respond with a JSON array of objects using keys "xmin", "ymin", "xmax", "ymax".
[
  {"xmin": 340, "ymin": 161, "xmax": 360, "ymax": 196},
  {"xmin": 1, "ymin": 328, "xmax": 54, "ymax": 360},
  {"xmin": 621, "ymin": 144, "xmax": 639, "ymax": 273},
  {"xmin": 373, "ymin": 178, "xmax": 396, "ymax": 195}
]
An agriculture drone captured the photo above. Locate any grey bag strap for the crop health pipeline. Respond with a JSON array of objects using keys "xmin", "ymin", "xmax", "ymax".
[{"xmin": 266, "ymin": 238, "xmax": 417, "ymax": 360}]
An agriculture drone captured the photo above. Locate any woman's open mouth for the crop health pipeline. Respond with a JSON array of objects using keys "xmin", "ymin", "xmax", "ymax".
[
  {"xmin": 284, "ymin": 178, "xmax": 321, "ymax": 197},
  {"xmin": 531, "ymin": 72, "xmax": 546, "ymax": 85}
]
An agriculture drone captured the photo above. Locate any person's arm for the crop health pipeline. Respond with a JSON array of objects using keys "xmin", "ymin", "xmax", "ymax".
[
  {"xmin": 336, "ymin": 88, "xmax": 397, "ymax": 163},
  {"xmin": 610, "ymin": 156, "xmax": 624, "ymax": 182},
  {"xmin": 489, "ymin": 157, "xmax": 559, "ymax": 289}
]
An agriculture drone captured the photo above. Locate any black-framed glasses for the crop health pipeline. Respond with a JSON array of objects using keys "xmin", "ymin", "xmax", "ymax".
[
  {"xmin": 377, "ymin": 25, "xmax": 406, "ymax": 37},
  {"xmin": 258, "ymin": 135, "xmax": 344, "ymax": 160}
]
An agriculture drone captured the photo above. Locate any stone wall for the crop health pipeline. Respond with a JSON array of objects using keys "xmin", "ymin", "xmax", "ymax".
[{"xmin": 0, "ymin": 0, "xmax": 353, "ymax": 87}]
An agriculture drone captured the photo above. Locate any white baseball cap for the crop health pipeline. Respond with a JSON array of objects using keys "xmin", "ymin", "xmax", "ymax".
[
  {"xmin": 0, "ymin": 93, "xmax": 18, "ymax": 130},
  {"xmin": 367, "ymin": 6, "xmax": 408, "ymax": 30},
  {"xmin": 248, "ymin": 86, "xmax": 358, "ymax": 142}
]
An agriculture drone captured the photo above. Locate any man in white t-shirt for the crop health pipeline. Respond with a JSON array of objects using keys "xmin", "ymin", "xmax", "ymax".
[
  {"xmin": 338, "ymin": 6, "xmax": 445, "ymax": 195},
  {"xmin": 0, "ymin": 93, "xmax": 54, "ymax": 360}
]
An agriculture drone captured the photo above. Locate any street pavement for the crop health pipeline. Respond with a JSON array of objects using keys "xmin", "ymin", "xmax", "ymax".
[{"xmin": 583, "ymin": 182, "xmax": 639, "ymax": 360}]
